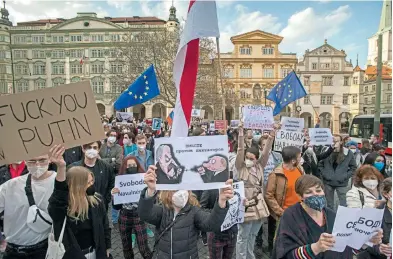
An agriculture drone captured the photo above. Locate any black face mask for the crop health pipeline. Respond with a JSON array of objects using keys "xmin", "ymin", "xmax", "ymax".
[
  {"xmin": 126, "ymin": 167, "xmax": 138, "ymax": 174},
  {"xmin": 86, "ymin": 185, "xmax": 95, "ymax": 196}
]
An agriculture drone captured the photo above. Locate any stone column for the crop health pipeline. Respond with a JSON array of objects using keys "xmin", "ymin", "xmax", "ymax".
[{"xmin": 145, "ymin": 104, "xmax": 153, "ymax": 118}]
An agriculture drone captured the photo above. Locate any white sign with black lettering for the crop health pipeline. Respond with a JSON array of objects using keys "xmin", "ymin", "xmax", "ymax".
[
  {"xmin": 281, "ymin": 117, "xmax": 304, "ymax": 132},
  {"xmin": 113, "ymin": 173, "xmax": 146, "ymax": 205},
  {"xmin": 308, "ymin": 128, "xmax": 333, "ymax": 146},
  {"xmin": 274, "ymin": 129, "xmax": 304, "ymax": 152},
  {"xmin": 330, "ymin": 206, "xmax": 384, "ymax": 252},
  {"xmin": 221, "ymin": 181, "xmax": 245, "ymax": 231}
]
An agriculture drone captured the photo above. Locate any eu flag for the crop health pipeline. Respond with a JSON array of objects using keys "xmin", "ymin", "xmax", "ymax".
[
  {"xmin": 267, "ymin": 71, "xmax": 307, "ymax": 116},
  {"xmin": 114, "ymin": 64, "xmax": 160, "ymax": 110}
]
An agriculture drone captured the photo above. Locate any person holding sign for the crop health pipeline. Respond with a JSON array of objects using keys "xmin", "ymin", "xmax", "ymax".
[
  {"xmin": 138, "ymin": 165, "xmax": 234, "ymax": 259},
  {"xmin": 273, "ymin": 175, "xmax": 384, "ymax": 259}
]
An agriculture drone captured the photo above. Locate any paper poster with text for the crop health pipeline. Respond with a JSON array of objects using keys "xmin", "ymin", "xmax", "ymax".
[
  {"xmin": 330, "ymin": 206, "xmax": 384, "ymax": 252},
  {"xmin": 242, "ymin": 105, "xmax": 274, "ymax": 130},
  {"xmin": 154, "ymin": 135, "xmax": 229, "ymax": 190},
  {"xmin": 274, "ymin": 130, "xmax": 304, "ymax": 152},
  {"xmin": 281, "ymin": 117, "xmax": 304, "ymax": 132},
  {"xmin": 230, "ymin": 120, "xmax": 240, "ymax": 128},
  {"xmin": 309, "ymin": 128, "xmax": 333, "ymax": 146},
  {"xmin": 113, "ymin": 173, "xmax": 146, "ymax": 205},
  {"xmin": 214, "ymin": 120, "xmax": 227, "ymax": 130},
  {"xmin": 116, "ymin": 112, "xmax": 133, "ymax": 122},
  {"xmin": 152, "ymin": 118, "xmax": 162, "ymax": 131},
  {"xmin": 221, "ymin": 181, "xmax": 245, "ymax": 231},
  {"xmin": 0, "ymin": 81, "xmax": 105, "ymax": 165}
]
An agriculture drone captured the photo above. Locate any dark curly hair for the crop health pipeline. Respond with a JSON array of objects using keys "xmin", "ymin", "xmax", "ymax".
[{"xmin": 353, "ymin": 165, "xmax": 384, "ymax": 188}]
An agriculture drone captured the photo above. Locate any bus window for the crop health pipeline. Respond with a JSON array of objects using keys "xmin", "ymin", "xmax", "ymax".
[{"xmin": 350, "ymin": 123, "xmax": 360, "ymax": 137}]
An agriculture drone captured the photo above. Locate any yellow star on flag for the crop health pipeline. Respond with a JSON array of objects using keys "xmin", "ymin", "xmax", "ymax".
[
  {"xmin": 134, "ymin": 94, "xmax": 138, "ymax": 99},
  {"xmin": 145, "ymin": 81, "xmax": 148, "ymax": 84},
  {"xmin": 128, "ymin": 91, "xmax": 133, "ymax": 95},
  {"xmin": 288, "ymin": 85, "xmax": 291, "ymax": 87},
  {"xmin": 284, "ymin": 98, "xmax": 287, "ymax": 102},
  {"xmin": 144, "ymin": 92, "xmax": 148, "ymax": 96},
  {"xmin": 283, "ymin": 83, "xmax": 286, "ymax": 86},
  {"xmin": 143, "ymin": 75, "xmax": 147, "ymax": 79},
  {"xmin": 146, "ymin": 86, "xmax": 149, "ymax": 90},
  {"xmin": 139, "ymin": 95, "xmax": 143, "ymax": 100}
]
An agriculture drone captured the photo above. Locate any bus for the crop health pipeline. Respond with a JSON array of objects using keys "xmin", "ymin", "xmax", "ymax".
[{"xmin": 349, "ymin": 114, "xmax": 392, "ymax": 155}]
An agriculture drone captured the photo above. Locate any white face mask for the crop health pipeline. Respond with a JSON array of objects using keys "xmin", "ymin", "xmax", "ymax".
[
  {"xmin": 28, "ymin": 165, "xmax": 48, "ymax": 178},
  {"xmin": 363, "ymin": 179, "xmax": 379, "ymax": 190},
  {"xmin": 138, "ymin": 145, "xmax": 146, "ymax": 151},
  {"xmin": 123, "ymin": 139, "xmax": 130, "ymax": 145},
  {"xmin": 85, "ymin": 149, "xmax": 98, "ymax": 159},
  {"xmin": 172, "ymin": 190, "xmax": 189, "ymax": 209},
  {"xmin": 349, "ymin": 148, "xmax": 357, "ymax": 154},
  {"xmin": 108, "ymin": 136, "xmax": 116, "ymax": 143},
  {"xmin": 245, "ymin": 159, "xmax": 254, "ymax": 168}
]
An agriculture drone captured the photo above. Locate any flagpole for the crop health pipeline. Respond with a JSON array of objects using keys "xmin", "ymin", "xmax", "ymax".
[{"xmin": 216, "ymin": 37, "xmax": 226, "ymax": 122}]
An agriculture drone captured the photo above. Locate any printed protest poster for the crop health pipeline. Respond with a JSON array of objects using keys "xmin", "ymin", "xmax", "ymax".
[
  {"xmin": 330, "ymin": 206, "xmax": 384, "ymax": 252},
  {"xmin": 152, "ymin": 118, "xmax": 162, "ymax": 130},
  {"xmin": 191, "ymin": 109, "xmax": 201, "ymax": 117},
  {"xmin": 214, "ymin": 120, "xmax": 227, "ymax": 130},
  {"xmin": 116, "ymin": 112, "xmax": 133, "ymax": 122},
  {"xmin": 154, "ymin": 135, "xmax": 229, "ymax": 190},
  {"xmin": 230, "ymin": 120, "xmax": 240, "ymax": 128},
  {"xmin": 309, "ymin": 128, "xmax": 333, "ymax": 146},
  {"xmin": 209, "ymin": 123, "xmax": 215, "ymax": 131},
  {"xmin": 113, "ymin": 173, "xmax": 146, "ymax": 205},
  {"xmin": 242, "ymin": 105, "xmax": 274, "ymax": 130},
  {"xmin": 274, "ymin": 129, "xmax": 304, "ymax": 152},
  {"xmin": 0, "ymin": 81, "xmax": 105, "ymax": 165},
  {"xmin": 281, "ymin": 117, "xmax": 304, "ymax": 132},
  {"xmin": 221, "ymin": 181, "xmax": 245, "ymax": 231}
]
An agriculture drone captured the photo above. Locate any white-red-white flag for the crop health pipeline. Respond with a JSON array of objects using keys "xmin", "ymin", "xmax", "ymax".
[{"xmin": 171, "ymin": 0, "xmax": 220, "ymax": 137}]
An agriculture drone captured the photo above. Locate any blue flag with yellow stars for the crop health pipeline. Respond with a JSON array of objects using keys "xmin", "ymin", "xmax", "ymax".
[
  {"xmin": 266, "ymin": 71, "xmax": 307, "ymax": 116},
  {"xmin": 114, "ymin": 64, "xmax": 160, "ymax": 110}
]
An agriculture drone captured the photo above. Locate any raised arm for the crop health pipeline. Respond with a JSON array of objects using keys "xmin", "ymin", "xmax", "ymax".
[
  {"xmin": 235, "ymin": 124, "xmax": 245, "ymax": 171},
  {"xmin": 258, "ymin": 124, "xmax": 280, "ymax": 168}
]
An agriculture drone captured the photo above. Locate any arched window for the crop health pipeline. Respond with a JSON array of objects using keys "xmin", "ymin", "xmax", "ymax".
[
  {"xmin": 35, "ymin": 79, "xmax": 46, "ymax": 89},
  {"xmin": 16, "ymin": 80, "xmax": 29, "ymax": 92},
  {"xmin": 91, "ymin": 77, "xmax": 104, "ymax": 93},
  {"xmin": 52, "ymin": 77, "xmax": 65, "ymax": 87},
  {"xmin": 71, "ymin": 77, "xmax": 81, "ymax": 83}
]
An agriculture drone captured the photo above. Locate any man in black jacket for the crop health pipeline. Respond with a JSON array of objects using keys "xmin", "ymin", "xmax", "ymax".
[{"xmin": 302, "ymin": 138, "xmax": 334, "ymax": 178}]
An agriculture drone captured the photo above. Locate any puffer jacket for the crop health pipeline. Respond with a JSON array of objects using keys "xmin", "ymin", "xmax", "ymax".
[
  {"xmin": 138, "ymin": 188, "xmax": 229, "ymax": 259},
  {"xmin": 346, "ymin": 185, "xmax": 382, "ymax": 209},
  {"xmin": 0, "ymin": 164, "xmax": 29, "ymax": 186},
  {"xmin": 264, "ymin": 164, "xmax": 305, "ymax": 220}
]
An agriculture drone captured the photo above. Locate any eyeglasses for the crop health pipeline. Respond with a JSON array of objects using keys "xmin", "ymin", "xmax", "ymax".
[{"xmin": 26, "ymin": 159, "xmax": 48, "ymax": 166}]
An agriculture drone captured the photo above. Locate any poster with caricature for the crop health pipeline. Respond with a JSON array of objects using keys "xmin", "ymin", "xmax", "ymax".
[
  {"xmin": 154, "ymin": 135, "xmax": 229, "ymax": 190},
  {"xmin": 221, "ymin": 181, "xmax": 245, "ymax": 231}
]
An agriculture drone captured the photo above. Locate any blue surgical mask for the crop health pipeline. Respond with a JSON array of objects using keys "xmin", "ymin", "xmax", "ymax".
[
  {"xmin": 374, "ymin": 162, "xmax": 384, "ymax": 172},
  {"xmin": 304, "ymin": 195, "xmax": 326, "ymax": 212}
]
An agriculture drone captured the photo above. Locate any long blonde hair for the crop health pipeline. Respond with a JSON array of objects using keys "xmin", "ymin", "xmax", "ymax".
[
  {"xmin": 66, "ymin": 166, "xmax": 100, "ymax": 220},
  {"xmin": 159, "ymin": 190, "xmax": 199, "ymax": 209}
]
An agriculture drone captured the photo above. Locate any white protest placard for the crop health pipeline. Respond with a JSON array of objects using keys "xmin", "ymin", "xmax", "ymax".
[
  {"xmin": 152, "ymin": 118, "xmax": 162, "ymax": 130},
  {"xmin": 191, "ymin": 109, "xmax": 201, "ymax": 117},
  {"xmin": 230, "ymin": 120, "xmax": 240, "ymax": 128},
  {"xmin": 274, "ymin": 129, "xmax": 304, "ymax": 152},
  {"xmin": 116, "ymin": 112, "xmax": 133, "ymax": 122},
  {"xmin": 221, "ymin": 181, "xmax": 245, "ymax": 231},
  {"xmin": 154, "ymin": 135, "xmax": 229, "ymax": 190},
  {"xmin": 330, "ymin": 206, "xmax": 384, "ymax": 252},
  {"xmin": 281, "ymin": 117, "xmax": 304, "ymax": 132},
  {"xmin": 209, "ymin": 123, "xmax": 215, "ymax": 131},
  {"xmin": 113, "ymin": 173, "xmax": 146, "ymax": 205},
  {"xmin": 309, "ymin": 128, "xmax": 333, "ymax": 146},
  {"xmin": 242, "ymin": 105, "xmax": 274, "ymax": 130}
]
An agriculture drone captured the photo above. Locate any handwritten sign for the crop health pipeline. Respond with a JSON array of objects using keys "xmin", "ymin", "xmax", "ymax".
[
  {"xmin": 0, "ymin": 81, "xmax": 105, "ymax": 165},
  {"xmin": 281, "ymin": 117, "xmax": 304, "ymax": 132},
  {"xmin": 274, "ymin": 129, "xmax": 304, "ymax": 152},
  {"xmin": 242, "ymin": 105, "xmax": 273, "ymax": 130},
  {"xmin": 152, "ymin": 118, "xmax": 162, "ymax": 131},
  {"xmin": 221, "ymin": 181, "xmax": 245, "ymax": 231},
  {"xmin": 309, "ymin": 128, "xmax": 333, "ymax": 146},
  {"xmin": 113, "ymin": 174, "xmax": 146, "ymax": 205},
  {"xmin": 330, "ymin": 206, "xmax": 384, "ymax": 252},
  {"xmin": 230, "ymin": 120, "xmax": 240, "ymax": 128},
  {"xmin": 214, "ymin": 120, "xmax": 227, "ymax": 130}
]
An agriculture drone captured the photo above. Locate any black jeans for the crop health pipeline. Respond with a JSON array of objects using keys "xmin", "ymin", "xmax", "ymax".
[
  {"xmin": 268, "ymin": 215, "xmax": 276, "ymax": 248},
  {"xmin": 4, "ymin": 241, "xmax": 48, "ymax": 259}
]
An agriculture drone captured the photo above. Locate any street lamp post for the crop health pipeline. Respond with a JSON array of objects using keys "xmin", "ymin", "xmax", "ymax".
[{"xmin": 263, "ymin": 88, "xmax": 267, "ymax": 106}]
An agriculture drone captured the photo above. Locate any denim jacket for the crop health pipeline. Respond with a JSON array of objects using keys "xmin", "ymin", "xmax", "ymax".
[{"xmin": 128, "ymin": 150, "xmax": 154, "ymax": 172}]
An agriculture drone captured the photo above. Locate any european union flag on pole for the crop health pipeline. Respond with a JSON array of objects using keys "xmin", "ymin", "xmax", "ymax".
[
  {"xmin": 114, "ymin": 64, "xmax": 160, "ymax": 110},
  {"xmin": 266, "ymin": 71, "xmax": 307, "ymax": 116}
]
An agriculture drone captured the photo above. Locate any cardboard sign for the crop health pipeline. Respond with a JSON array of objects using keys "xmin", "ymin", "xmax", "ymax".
[
  {"xmin": 116, "ymin": 112, "xmax": 133, "ymax": 122},
  {"xmin": 154, "ymin": 135, "xmax": 229, "ymax": 190},
  {"xmin": 274, "ymin": 129, "xmax": 304, "ymax": 152},
  {"xmin": 230, "ymin": 120, "xmax": 240, "ymax": 128},
  {"xmin": 152, "ymin": 118, "xmax": 162, "ymax": 131},
  {"xmin": 330, "ymin": 206, "xmax": 384, "ymax": 252},
  {"xmin": 0, "ymin": 81, "xmax": 105, "ymax": 165},
  {"xmin": 214, "ymin": 120, "xmax": 227, "ymax": 130},
  {"xmin": 309, "ymin": 128, "xmax": 333, "ymax": 146},
  {"xmin": 113, "ymin": 173, "xmax": 146, "ymax": 205},
  {"xmin": 281, "ymin": 117, "xmax": 304, "ymax": 132},
  {"xmin": 242, "ymin": 105, "xmax": 274, "ymax": 130},
  {"xmin": 221, "ymin": 181, "xmax": 245, "ymax": 231}
]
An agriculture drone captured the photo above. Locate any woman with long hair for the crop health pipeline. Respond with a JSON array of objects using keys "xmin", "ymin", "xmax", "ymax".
[
  {"xmin": 364, "ymin": 151, "xmax": 388, "ymax": 178},
  {"xmin": 138, "ymin": 165, "xmax": 234, "ymax": 259},
  {"xmin": 48, "ymin": 145, "xmax": 111, "ymax": 259},
  {"xmin": 111, "ymin": 156, "xmax": 152, "ymax": 259},
  {"xmin": 122, "ymin": 132, "xmax": 137, "ymax": 157}
]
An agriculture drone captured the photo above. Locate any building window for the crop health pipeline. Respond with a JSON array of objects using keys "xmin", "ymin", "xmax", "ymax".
[
  {"xmin": 91, "ymin": 49, "xmax": 104, "ymax": 58},
  {"xmin": 52, "ymin": 35, "xmax": 64, "ymax": 43},
  {"xmin": 32, "ymin": 35, "xmax": 45, "ymax": 43},
  {"xmin": 52, "ymin": 78, "xmax": 65, "ymax": 87},
  {"xmin": 70, "ymin": 63, "xmax": 83, "ymax": 74},
  {"xmin": 14, "ymin": 50, "xmax": 27, "ymax": 59},
  {"xmin": 14, "ymin": 36, "xmax": 26, "ymax": 44},
  {"xmin": 263, "ymin": 68, "xmax": 274, "ymax": 78},
  {"xmin": 70, "ymin": 49, "xmax": 84, "ymax": 58},
  {"xmin": 52, "ymin": 63, "xmax": 65, "ymax": 75},
  {"xmin": 343, "ymin": 94, "xmax": 349, "ymax": 105},
  {"xmin": 91, "ymin": 78, "xmax": 104, "ymax": 93},
  {"xmin": 33, "ymin": 63, "xmax": 46, "ymax": 75},
  {"xmin": 32, "ymin": 50, "xmax": 46, "ymax": 59},
  {"xmin": 322, "ymin": 76, "xmax": 333, "ymax": 86},
  {"xmin": 344, "ymin": 76, "xmax": 349, "ymax": 86},
  {"xmin": 16, "ymin": 81, "xmax": 29, "ymax": 92},
  {"xmin": 311, "ymin": 63, "xmax": 317, "ymax": 70},
  {"xmin": 91, "ymin": 35, "xmax": 104, "ymax": 42},
  {"xmin": 365, "ymin": 97, "xmax": 368, "ymax": 104},
  {"xmin": 35, "ymin": 80, "xmax": 46, "ymax": 89},
  {"xmin": 304, "ymin": 96, "xmax": 310, "ymax": 104},
  {"xmin": 364, "ymin": 85, "xmax": 369, "ymax": 92},
  {"xmin": 15, "ymin": 64, "xmax": 28, "ymax": 75},
  {"xmin": 70, "ymin": 35, "xmax": 82, "ymax": 42},
  {"xmin": 320, "ymin": 63, "xmax": 330, "ymax": 69},
  {"xmin": 321, "ymin": 95, "xmax": 333, "ymax": 105},
  {"xmin": 71, "ymin": 77, "xmax": 81, "ymax": 83},
  {"xmin": 109, "ymin": 49, "xmax": 119, "ymax": 58},
  {"xmin": 0, "ymin": 35, "xmax": 9, "ymax": 43},
  {"xmin": 333, "ymin": 63, "xmax": 339, "ymax": 70},
  {"xmin": 91, "ymin": 63, "xmax": 104, "ymax": 74},
  {"xmin": 353, "ymin": 77, "xmax": 358, "ymax": 84},
  {"xmin": 388, "ymin": 84, "xmax": 392, "ymax": 90},
  {"xmin": 51, "ymin": 50, "xmax": 65, "ymax": 59},
  {"xmin": 371, "ymin": 96, "xmax": 375, "ymax": 104},
  {"xmin": 372, "ymin": 84, "xmax": 376, "ymax": 91},
  {"xmin": 223, "ymin": 67, "xmax": 233, "ymax": 78},
  {"xmin": 280, "ymin": 68, "xmax": 291, "ymax": 78},
  {"xmin": 239, "ymin": 47, "xmax": 251, "ymax": 55},
  {"xmin": 304, "ymin": 76, "xmax": 310, "ymax": 86},
  {"xmin": 111, "ymin": 81, "xmax": 122, "ymax": 93},
  {"xmin": 240, "ymin": 68, "xmax": 252, "ymax": 78},
  {"xmin": 0, "ymin": 80, "xmax": 7, "ymax": 93},
  {"xmin": 110, "ymin": 63, "xmax": 123, "ymax": 74},
  {"xmin": 388, "ymin": 94, "xmax": 392, "ymax": 103},
  {"xmin": 111, "ymin": 34, "xmax": 121, "ymax": 42},
  {"xmin": 262, "ymin": 47, "xmax": 274, "ymax": 55},
  {"xmin": 370, "ymin": 109, "xmax": 375, "ymax": 114},
  {"xmin": 352, "ymin": 94, "xmax": 358, "ymax": 104}
]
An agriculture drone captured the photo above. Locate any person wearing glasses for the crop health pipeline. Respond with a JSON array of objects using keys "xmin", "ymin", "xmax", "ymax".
[{"xmin": 0, "ymin": 148, "xmax": 65, "ymax": 259}]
